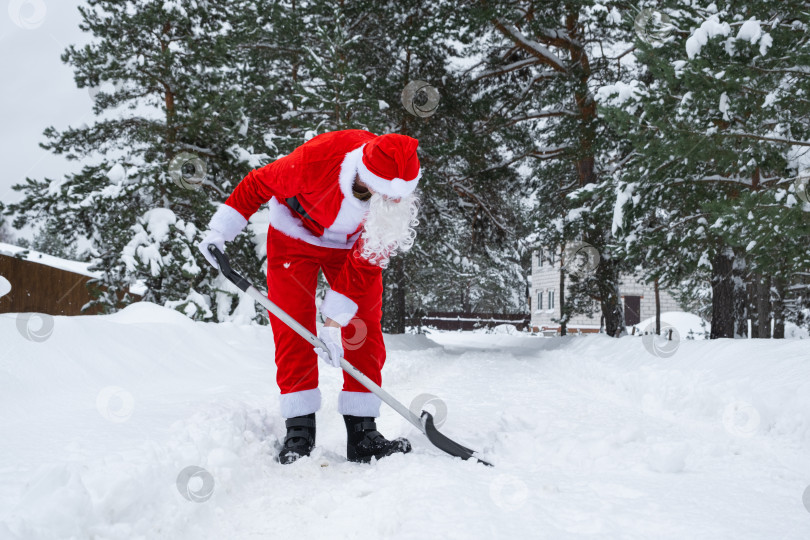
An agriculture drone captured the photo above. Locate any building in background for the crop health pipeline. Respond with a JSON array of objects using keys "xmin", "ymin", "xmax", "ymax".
[
  {"xmin": 529, "ymin": 248, "xmax": 680, "ymax": 333},
  {"xmin": 0, "ymin": 243, "xmax": 143, "ymax": 316}
]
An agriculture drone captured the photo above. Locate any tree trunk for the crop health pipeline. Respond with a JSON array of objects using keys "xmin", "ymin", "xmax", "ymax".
[
  {"xmin": 492, "ymin": 6, "xmax": 624, "ymax": 336},
  {"xmin": 381, "ymin": 256, "xmax": 406, "ymax": 333},
  {"xmin": 733, "ymin": 249, "xmax": 748, "ymax": 338},
  {"xmin": 756, "ymin": 273, "xmax": 772, "ymax": 338},
  {"xmin": 559, "ymin": 266, "xmax": 567, "ymax": 336},
  {"xmin": 748, "ymin": 278, "xmax": 758, "ymax": 338},
  {"xmin": 161, "ymin": 22, "xmax": 176, "ymax": 156},
  {"xmin": 654, "ymin": 278, "xmax": 661, "ymax": 335},
  {"xmin": 570, "ymin": 7, "xmax": 623, "ymax": 337},
  {"xmin": 591, "ymin": 251, "xmax": 625, "ymax": 337},
  {"xmin": 710, "ymin": 247, "xmax": 735, "ymax": 339},
  {"xmin": 772, "ymin": 276, "xmax": 785, "ymax": 339}
]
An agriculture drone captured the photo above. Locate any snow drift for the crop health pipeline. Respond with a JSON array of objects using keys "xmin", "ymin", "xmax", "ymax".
[{"xmin": 1, "ymin": 303, "xmax": 809, "ymax": 539}]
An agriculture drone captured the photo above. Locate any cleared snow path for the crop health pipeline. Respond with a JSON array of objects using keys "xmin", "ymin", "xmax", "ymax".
[{"xmin": 1, "ymin": 304, "xmax": 809, "ymax": 539}]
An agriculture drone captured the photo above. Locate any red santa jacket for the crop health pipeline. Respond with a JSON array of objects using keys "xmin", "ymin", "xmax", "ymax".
[{"xmin": 222, "ymin": 129, "xmax": 380, "ymax": 325}]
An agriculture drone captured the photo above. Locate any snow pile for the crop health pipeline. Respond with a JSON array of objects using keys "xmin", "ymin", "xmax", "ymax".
[
  {"xmin": 611, "ymin": 182, "xmax": 636, "ymax": 234},
  {"xmin": 106, "ymin": 163, "xmax": 126, "ymax": 184},
  {"xmin": 228, "ymin": 145, "xmax": 269, "ymax": 168},
  {"xmin": 122, "ymin": 209, "xmax": 200, "ymax": 286},
  {"xmin": 0, "ymin": 275, "xmax": 11, "ymax": 299},
  {"xmin": 2, "ymin": 303, "xmax": 810, "ymax": 539},
  {"xmin": 785, "ymin": 322, "xmax": 809, "ymax": 340},
  {"xmin": 633, "ymin": 311, "xmax": 709, "ymax": 338},
  {"xmin": 488, "ymin": 323, "xmax": 520, "ymax": 335},
  {"xmin": 736, "ymin": 18, "xmax": 773, "ymax": 56},
  {"xmin": 686, "ymin": 16, "xmax": 731, "ymax": 59},
  {"xmin": 595, "ymin": 80, "xmax": 643, "ymax": 107},
  {"xmin": 686, "ymin": 15, "xmax": 773, "ymax": 60},
  {"xmin": 736, "ymin": 18, "xmax": 763, "ymax": 43},
  {"xmin": 122, "ymin": 208, "xmax": 178, "ymax": 275}
]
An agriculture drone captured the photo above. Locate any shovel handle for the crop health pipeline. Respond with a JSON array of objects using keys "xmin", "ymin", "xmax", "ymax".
[{"xmin": 208, "ymin": 245, "xmax": 251, "ymax": 292}]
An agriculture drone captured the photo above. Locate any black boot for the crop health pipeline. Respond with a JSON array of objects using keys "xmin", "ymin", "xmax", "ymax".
[
  {"xmin": 278, "ymin": 413, "xmax": 316, "ymax": 465},
  {"xmin": 343, "ymin": 415, "xmax": 412, "ymax": 463}
]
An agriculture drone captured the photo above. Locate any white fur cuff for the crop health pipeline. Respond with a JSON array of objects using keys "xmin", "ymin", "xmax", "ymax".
[
  {"xmin": 338, "ymin": 391, "xmax": 381, "ymax": 417},
  {"xmin": 320, "ymin": 289, "xmax": 358, "ymax": 326},
  {"xmin": 209, "ymin": 203, "xmax": 248, "ymax": 242},
  {"xmin": 279, "ymin": 388, "xmax": 321, "ymax": 418}
]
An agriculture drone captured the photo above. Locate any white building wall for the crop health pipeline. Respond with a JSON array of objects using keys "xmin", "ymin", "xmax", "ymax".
[
  {"xmin": 529, "ymin": 250, "xmax": 680, "ymax": 332},
  {"xmin": 529, "ymin": 249, "xmax": 568, "ymax": 328}
]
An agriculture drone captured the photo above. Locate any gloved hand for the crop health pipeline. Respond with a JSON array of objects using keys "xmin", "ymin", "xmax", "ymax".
[
  {"xmin": 199, "ymin": 229, "xmax": 226, "ymax": 270},
  {"xmin": 198, "ymin": 204, "xmax": 249, "ymax": 270},
  {"xmin": 314, "ymin": 325, "xmax": 343, "ymax": 368}
]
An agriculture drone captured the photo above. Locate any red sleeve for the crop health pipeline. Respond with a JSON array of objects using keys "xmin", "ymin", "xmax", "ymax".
[{"xmin": 224, "ymin": 147, "xmax": 306, "ymax": 220}]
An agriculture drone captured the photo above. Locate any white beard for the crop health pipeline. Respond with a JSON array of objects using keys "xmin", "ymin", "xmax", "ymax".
[{"xmin": 359, "ymin": 192, "xmax": 420, "ymax": 268}]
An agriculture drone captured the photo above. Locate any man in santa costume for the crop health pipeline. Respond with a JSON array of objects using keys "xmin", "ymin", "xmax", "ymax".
[{"xmin": 198, "ymin": 129, "xmax": 421, "ymax": 464}]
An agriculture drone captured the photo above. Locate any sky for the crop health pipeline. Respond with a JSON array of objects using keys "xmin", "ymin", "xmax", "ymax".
[{"xmin": 0, "ymin": 1, "xmax": 91, "ymax": 238}]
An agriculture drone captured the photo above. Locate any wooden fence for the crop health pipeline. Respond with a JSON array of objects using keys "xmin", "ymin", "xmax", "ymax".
[
  {"xmin": 0, "ymin": 253, "xmax": 105, "ymax": 315},
  {"xmin": 420, "ymin": 311, "xmax": 531, "ymax": 331}
]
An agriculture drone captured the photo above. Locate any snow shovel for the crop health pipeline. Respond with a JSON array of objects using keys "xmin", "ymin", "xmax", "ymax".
[{"xmin": 207, "ymin": 245, "xmax": 492, "ymax": 466}]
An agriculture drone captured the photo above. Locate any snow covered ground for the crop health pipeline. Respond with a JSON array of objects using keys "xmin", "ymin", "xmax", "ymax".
[{"xmin": 1, "ymin": 303, "xmax": 810, "ymax": 539}]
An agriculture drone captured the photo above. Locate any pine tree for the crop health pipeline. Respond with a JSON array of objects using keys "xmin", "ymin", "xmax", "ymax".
[
  {"xmin": 601, "ymin": 0, "xmax": 810, "ymax": 338},
  {"xmin": 361, "ymin": 0, "xmax": 529, "ymax": 330},
  {"xmin": 461, "ymin": 0, "xmax": 636, "ymax": 336},
  {"xmin": 0, "ymin": 204, "xmax": 14, "ymax": 244},
  {"xmin": 31, "ymin": 221, "xmax": 82, "ymax": 260},
  {"xmin": 7, "ymin": 0, "xmax": 277, "ymax": 321},
  {"xmin": 243, "ymin": 0, "xmax": 530, "ymax": 332}
]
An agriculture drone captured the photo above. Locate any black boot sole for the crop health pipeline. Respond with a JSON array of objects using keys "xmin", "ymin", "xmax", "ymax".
[{"xmin": 347, "ymin": 437, "xmax": 412, "ymax": 463}]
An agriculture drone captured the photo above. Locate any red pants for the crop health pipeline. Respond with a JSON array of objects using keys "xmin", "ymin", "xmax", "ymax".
[{"xmin": 266, "ymin": 227, "xmax": 385, "ymax": 418}]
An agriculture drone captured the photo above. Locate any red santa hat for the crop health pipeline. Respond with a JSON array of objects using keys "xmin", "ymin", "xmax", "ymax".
[{"xmin": 356, "ymin": 134, "xmax": 421, "ymax": 198}]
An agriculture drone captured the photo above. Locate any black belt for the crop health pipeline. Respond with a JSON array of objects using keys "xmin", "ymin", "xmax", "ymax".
[{"xmin": 285, "ymin": 196, "xmax": 318, "ymax": 224}]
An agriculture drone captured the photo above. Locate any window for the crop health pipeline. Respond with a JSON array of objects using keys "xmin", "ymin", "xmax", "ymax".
[
  {"xmin": 538, "ymin": 249, "xmax": 543, "ymax": 267},
  {"xmin": 536, "ymin": 292, "xmax": 543, "ymax": 310},
  {"xmin": 548, "ymin": 290, "xmax": 555, "ymax": 310}
]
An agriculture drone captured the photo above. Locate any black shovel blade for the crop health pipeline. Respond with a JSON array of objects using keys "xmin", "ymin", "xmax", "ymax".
[{"xmin": 420, "ymin": 412, "xmax": 493, "ymax": 467}]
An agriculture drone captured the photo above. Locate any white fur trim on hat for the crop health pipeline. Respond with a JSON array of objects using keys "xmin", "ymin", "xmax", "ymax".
[
  {"xmin": 338, "ymin": 390, "xmax": 382, "ymax": 417},
  {"xmin": 279, "ymin": 388, "xmax": 321, "ymax": 418},
  {"xmin": 356, "ymin": 144, "xmax": 421, "ymax": 198},
  {"xmin": 336, "ymin": 146, "xmax": 368, "ymax": 211},
  {"xmin": 209, "ymin": 203, "xmax": 248, "ymax": 242},
  {"xmin": 320, "ymin": 289, "xmax": 358, "ymax": 326}
]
